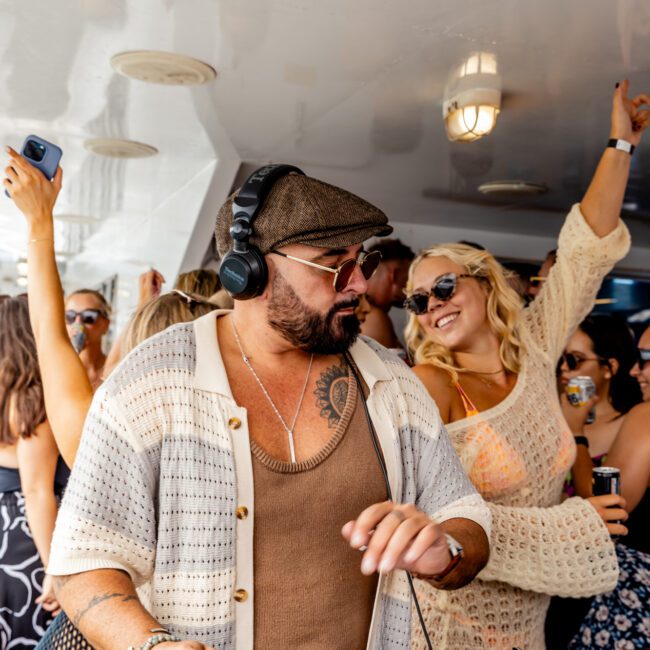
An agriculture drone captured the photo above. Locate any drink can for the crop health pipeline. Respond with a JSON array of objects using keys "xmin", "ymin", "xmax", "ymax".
[
  {"xmin": 566, "ymin": 376, "xmax": 596, "ymax": 407},
  {"xmin": 592, "ymin": 466, "xmax": 621, "ymax": 496}
]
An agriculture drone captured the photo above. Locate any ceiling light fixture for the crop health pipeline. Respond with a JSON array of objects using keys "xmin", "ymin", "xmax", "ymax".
[
  {"xmin": 110, "ymin": 51, "xmax": 217, "ymax": 86},
  {"xmin": 443, "ymin": 52, "xmax": 501, "ymax": 143},
  {"xmin": 84, "ymin": 138, "xmax": 158, "ymax": 158}
]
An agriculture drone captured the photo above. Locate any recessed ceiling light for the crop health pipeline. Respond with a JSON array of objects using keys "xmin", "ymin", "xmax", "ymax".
[
  {"xmin": 84, "ymin": 138, "xmax": 158, "ymax": 158},
  {"xmin": 477, "ymin": 180, "xmax": 548, "ymax": 196},
  {"xmin": 110, "ymin": 50, "xmax": 217, "ymax": 86},
  {"xmin": 16, "ymin": 277, "xmax": 28, "ymax": 288}
]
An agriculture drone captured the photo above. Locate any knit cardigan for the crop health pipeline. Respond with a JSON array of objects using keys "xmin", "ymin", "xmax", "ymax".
[
  {"xmin": 413, "ymin": 204, "xmax": 629, "ymax": 650},
  {"xmin": 48, "ymin": 313, "xmax": 491, "ymax": 649}
]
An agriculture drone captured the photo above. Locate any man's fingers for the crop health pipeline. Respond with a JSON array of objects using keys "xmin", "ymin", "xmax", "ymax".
[
  {"xmin": 341, "ymin": 520, "xmax": 355, "ymax": 541},
  {"xmin": 4, "ymin": 165, "xmax": 18, "ymax": 183},
  {"xmin": 376, "ymin": 515, "xmax": 430, "ymax": 573},
  {"xmin": 348, "ymin": 501, "xmax": 394, "ymax": 548},
  {"xmin": 361, "ymin": 511, "xmax": 414, "ymax": 574},
  {"xmin": 402, "ymin": 523, "xmax": 444, "ymax": 565}
]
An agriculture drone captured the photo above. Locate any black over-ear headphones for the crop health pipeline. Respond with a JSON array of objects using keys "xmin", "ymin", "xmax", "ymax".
[{"xmin": 219, "ymin": 164, "xmax": 305, "ymax": 300}]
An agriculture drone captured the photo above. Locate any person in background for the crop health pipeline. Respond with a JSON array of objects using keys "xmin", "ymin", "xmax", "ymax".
[
  {"xmin": 403, "ymin": 81, "xmax": 647, "ymax": 650},
  {"xmin": 64, "ymin": 288, "xmax": 111, "ymax": 390},
  {"xmin": 174, "ymin": 268, "xmax": 220, "ymax": 298},
  {"xmin": 526, "ymin": 248, "xmax": 557, "ymax": 300},
  {"xmin": 0, "ymin": 296, "xmax": 64, "ymax": 646},
  {"xmin": 360, "ymin": 238, "xmax": 414, "ymax": 350},
  {"xmin": 547, "ymin": 314, "xmax": 648, "ymax": 649},
  {"xmin": 630, "ymin": 323, "xmax": 650, "ymax": 400},
  {"xmin": 208, "ymin": 287, "xmax": 235, "ymax": 310},
  {"xmin": 354, "ymin": 293, "xmax": 372, "ymax": 325}
]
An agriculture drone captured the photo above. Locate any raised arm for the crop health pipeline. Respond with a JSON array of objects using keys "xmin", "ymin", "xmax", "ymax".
[
  {"xmin": 3, "ymin": 148, "xmax": 93, "ymax": 467},
  {"xmin": 580, "ymin": 81, "xmax": 649, "ymax": 236},
  {"xmin": 522, "ymin": 82, "xmax": 648, "ymax": 361}
]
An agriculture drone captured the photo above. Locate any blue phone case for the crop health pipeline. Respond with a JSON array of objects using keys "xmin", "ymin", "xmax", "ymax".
[
  {"xmin": 5, "ymin": 135, "xmax": 63, "ymax": 198},
  {"xmin": 21, "ymin": 134, "xmax": 63, "ymax": 180}
]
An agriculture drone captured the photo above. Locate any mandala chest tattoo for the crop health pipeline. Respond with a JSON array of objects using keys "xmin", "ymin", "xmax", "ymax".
[{"xmin": 314, "ymin": 362, "xmax": 350, "ymax": 428}]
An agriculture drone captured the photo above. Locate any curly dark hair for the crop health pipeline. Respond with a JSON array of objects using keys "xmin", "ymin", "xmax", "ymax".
[
  {"xmin": 0, "ymin": 295, "xmax": 46, "ymax": 444},
  {"xmin": 579, "ymin": 314, "xmax": 643, "ymax": 414}
]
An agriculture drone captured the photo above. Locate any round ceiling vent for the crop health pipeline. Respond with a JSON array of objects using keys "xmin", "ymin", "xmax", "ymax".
[
  {"xmin": 478, "ymin": 180, "xmax": 548, "ymax": 196},
  {"xmin": 84, "ymin": 138, "xmax": 158, "ymax": 158},
  {"xmin": 110, "ymin": 51, "xmax": 217, "ymax": 85}
]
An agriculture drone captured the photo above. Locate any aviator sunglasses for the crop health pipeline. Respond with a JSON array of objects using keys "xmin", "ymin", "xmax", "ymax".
[
  {"xmin": 64, "ymin": 308, "xmax": 107, "ymax": 325},
  {"xmin": 404, "ymin": 272, "xmax": 473, "ymax": 315},
  {"xmin": 271, "ymin": 249, "xmax": 382, "ymax": 292}
]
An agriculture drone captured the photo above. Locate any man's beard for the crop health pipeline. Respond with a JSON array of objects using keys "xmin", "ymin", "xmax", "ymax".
[{"xmin": 267, "ymin": 272, "xmax": 361, "ymax": 354}]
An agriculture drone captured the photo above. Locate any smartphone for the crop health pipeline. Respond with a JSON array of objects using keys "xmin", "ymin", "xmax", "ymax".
[{"xmin": 5, "ymin": 135, "xmax": 63, "ymax": 197}]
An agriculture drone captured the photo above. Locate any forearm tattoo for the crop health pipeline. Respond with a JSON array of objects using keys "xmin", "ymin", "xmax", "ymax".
[
  {"xmin": 314, "ymin": 361, "xmax": 349, "ymax": 428},
  {"xmin": 73, "ymin": 592, "xmax": 138, "ymax": 627}
]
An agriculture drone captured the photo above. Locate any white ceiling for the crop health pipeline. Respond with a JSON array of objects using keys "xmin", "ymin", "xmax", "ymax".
[{"xmin": 1, "ymin": 0, "xmax": 649, "ymax": 304}]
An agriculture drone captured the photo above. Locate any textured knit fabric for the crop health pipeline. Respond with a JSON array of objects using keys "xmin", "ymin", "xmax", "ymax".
[
  {"xmin": 252, "ymin": 364, "xmax": 385, "ymax": 649},
  {"xmin": 48, "ymin": 311, "xmax": 490, "ymax": 649},
  {"xmin": 215, "ymin": 173, "xmax": 392, "ymax": 257},
  {"xmin": 413, "ymin": 204, "xmax": 629, "ymax": 650}
]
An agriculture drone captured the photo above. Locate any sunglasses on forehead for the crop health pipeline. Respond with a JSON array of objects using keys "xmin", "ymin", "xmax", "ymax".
[
  {"xmin": 271, "ymin": 249, "xmax": 382, "ymax": 293},
  {"xmin": 404, "ymin": 272, "xmax": 473, "ymax": 315},
  {"xmin": 64, "ymin": 309, "xmax": 106, "ymax": 325}
]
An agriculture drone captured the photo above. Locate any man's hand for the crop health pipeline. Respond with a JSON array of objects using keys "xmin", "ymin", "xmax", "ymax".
[
  {"xmin": 138, "ymin": 269, "xmax": 165, "ymax": 305},
  {"xmin": 341, "ymin": 501, "xmax": 450, "ymax": 577}
]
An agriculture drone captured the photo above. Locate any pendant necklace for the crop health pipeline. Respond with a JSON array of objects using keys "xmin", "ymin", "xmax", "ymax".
[{"xmin": 231, "ymin": 320, "xmax": 313, "ymax": 464}]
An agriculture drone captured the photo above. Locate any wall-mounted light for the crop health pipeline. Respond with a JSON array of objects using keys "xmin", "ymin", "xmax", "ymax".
[{"xmin": 443, "ymin": 52, "xmax": 501, "ymax": 143}]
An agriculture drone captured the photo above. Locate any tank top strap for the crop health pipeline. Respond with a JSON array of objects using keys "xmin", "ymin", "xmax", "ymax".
[{"xmin": 454, "ymin": 381, "xmax": 479, "ymax": 418}]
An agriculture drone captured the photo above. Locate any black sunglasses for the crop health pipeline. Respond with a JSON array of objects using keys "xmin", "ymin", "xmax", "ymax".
[
  {"xmin": 637, "ymin": 348, "xmax": 650, "ymax": 370},
  {"xmin": 561, "ymin": 352, "xmax": 607, "ymax": 371},
  {"xmin": 271, "ymin": 250, "xmax": 382, "ymax": 293},
  {"xmin": 404, "ymin": 273, "xmax": 473, "ymax": 315},
  {"xmin": 64, "ymin": 309, "xmax": 106, "ymax": 325}
]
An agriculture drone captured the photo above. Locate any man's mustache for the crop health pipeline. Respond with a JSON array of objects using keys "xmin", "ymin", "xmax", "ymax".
[{"xmin": 333, "ymin": 298, "xmax": 360, "ymax": 313}]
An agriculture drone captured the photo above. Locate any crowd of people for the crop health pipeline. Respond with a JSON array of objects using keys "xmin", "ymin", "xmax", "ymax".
[{"xmin": 0, "ymin": 82, "xmax": 648, "ymax": 650}]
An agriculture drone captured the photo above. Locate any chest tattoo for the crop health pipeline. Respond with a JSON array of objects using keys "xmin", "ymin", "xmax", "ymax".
[{"xmin": 314, "ymin": 363, "xmax": 349, "ymax": 428}]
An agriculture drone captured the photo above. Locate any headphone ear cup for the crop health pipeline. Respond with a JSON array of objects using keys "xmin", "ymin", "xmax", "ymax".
[{"xmin": 219, "ymin": 247, "xmax": 268, "ymax": 300}]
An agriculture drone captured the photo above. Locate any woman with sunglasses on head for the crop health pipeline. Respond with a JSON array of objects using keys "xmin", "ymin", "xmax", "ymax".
[
  {"xmin": 403, "ymin": 82, "xmax": 649, "ymax": 650},
  {"xmin": 546, "ymin": 315, "xmax": 650, "ymax": 649}
]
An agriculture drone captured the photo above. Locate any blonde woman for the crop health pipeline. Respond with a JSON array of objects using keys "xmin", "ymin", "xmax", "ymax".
[{"xmin": 404, "ymin": 82, "xmax": 648, "ymax": 650}]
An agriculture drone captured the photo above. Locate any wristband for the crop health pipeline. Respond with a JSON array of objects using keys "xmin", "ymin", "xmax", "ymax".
[
  {"xmin": 574, "ymin": 435, "xmax": 589, "ymax": 449},
  {"xmin": 607, "ymin": 138, "xmax": 635, "ymax": 155}
]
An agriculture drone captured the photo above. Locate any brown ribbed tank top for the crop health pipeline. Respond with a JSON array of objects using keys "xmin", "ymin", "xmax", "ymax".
[{"xmin": 251, "ymin": 364, "xmax": 387, "ymax": 649}]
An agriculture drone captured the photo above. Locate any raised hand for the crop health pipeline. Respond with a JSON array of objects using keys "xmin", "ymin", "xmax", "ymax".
[{"xmin": 611, "ymin": 80, "xmax": 649, "ymax": 146}]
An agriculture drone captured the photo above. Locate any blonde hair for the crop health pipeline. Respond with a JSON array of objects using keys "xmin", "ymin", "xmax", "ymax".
[
  {"xmin": 121, "ymin": 291, "xmax": 218, "ymax": 358},
  {"xmin": 404, "ymin": 243, "xmax": 525, "ymax": 382},
  {"xmin": 174, "ymin": 269, "xmax": 220, "ymax": 298}
]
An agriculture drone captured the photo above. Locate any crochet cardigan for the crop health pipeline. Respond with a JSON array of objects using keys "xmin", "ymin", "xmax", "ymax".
[{"xmin": 48, "ymin": 313, "xmax": 490, "ymax": 649}]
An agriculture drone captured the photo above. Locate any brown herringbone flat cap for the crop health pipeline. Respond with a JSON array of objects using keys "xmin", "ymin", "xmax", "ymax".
[{"xmin": 215, "ymin": 173, "xmax": 392, "ymax": 257}]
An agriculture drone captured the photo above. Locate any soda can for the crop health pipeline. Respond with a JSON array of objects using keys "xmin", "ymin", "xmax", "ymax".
[
  {"xmin": 592, "ymin": 466, "xmax": 621, "ymax": 497},
  {"xmin": 566, "ymin": 376, "xmax": 596, "ymax": 407}
]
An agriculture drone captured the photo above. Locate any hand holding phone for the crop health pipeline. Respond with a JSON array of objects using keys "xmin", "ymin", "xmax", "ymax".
[
  {"xmin": 5, "ymin": 135, "xmax": 63, "ymax": 198},
  {"xmin": 3, "ymin": 143, "xmax": 63, "ymax": 228}
]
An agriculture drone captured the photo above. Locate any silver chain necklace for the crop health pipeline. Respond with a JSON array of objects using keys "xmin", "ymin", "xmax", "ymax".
[{"xmin": 231, "ymin": 319, "xmax": 313, "ymax": 464}]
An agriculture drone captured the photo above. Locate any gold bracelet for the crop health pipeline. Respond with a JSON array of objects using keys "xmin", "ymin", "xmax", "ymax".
[{"xmin": 28, "ymin": 237, "xmax": 54, "ymax": 244}]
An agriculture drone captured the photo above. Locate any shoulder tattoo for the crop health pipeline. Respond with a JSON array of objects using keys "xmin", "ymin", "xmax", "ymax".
[{"xmin": 314, "ymin": 362, "xmax": 349, "ymax": 428}]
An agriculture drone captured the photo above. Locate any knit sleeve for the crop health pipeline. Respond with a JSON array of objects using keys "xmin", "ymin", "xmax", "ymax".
[
  {"xmin": 47, "ymin": 386, "xmax": 157, "ymax": 587},
  {"xmin": 478, "ymin": 496, "xmax": 618, "ymax": 597},
  {"xmin": 522, "ymin": 204, "xmax": 630, "ymax": 363}
]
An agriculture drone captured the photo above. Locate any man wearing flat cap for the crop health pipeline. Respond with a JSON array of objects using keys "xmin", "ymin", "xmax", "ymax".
[{"xmin": 48, "ymin": 168, "xmax": 490, "ymax": 650}]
